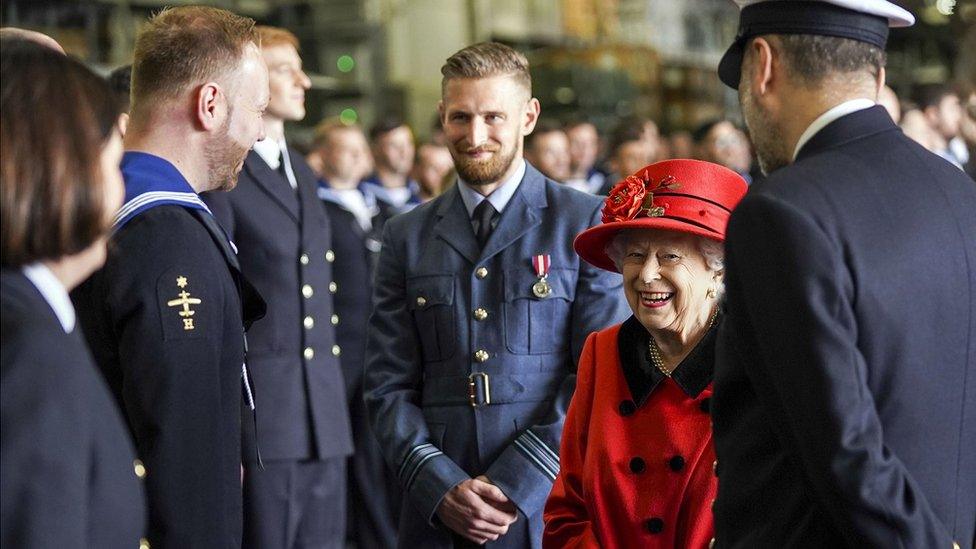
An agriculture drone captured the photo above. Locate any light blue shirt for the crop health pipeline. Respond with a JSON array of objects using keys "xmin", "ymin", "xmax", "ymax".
[
  {"xmin": 456, "ymin": 159, "xmax": 526, "ymax": 230},
  {"xmin": 21, "ymin": 262, "xmax": 75, "ymax": 333}
]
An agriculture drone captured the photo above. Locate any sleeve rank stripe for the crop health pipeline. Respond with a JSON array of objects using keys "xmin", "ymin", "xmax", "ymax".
[
  {"xmin": 404, "ymin": 449, "xmax": 444, "ymax": 491},
  {"xmin": 399, "ymin": 443, "xmax": 441, "ymax": 486},
  {"xmin": 513, "ymin": 439, "xmax": 558, "ymax": 481},
  {"xmin": 522, "ymin": 429, "xmax": 560, "ymax": 465},
  {"xmin": 516, "ymin": 431, "xmax": 560, "ymax": 473}
]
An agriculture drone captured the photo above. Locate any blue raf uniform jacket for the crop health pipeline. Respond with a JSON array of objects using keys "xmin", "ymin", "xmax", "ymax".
[
  {"xmin": 203, "ymin": 150, "xmax": 353, "ymax": 463},
  {"xmin": 364, "ymin": 162, "xmax": 631, "ymax": 548}
]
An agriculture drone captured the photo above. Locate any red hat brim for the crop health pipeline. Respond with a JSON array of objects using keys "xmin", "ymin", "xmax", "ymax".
[{"xmin": 573, "ymin": 215, "xmax": 726, "ymax": 273}]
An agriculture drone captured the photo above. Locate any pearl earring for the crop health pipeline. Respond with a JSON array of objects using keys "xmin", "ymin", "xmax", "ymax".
[{"xmin": 706, "ymin": 288, "xmax": 717, "ymax": 299}]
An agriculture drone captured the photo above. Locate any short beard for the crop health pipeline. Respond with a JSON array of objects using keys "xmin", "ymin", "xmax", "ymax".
[
  {"xmin": 451, "ymin": 143, "xmax": 518, "ymax": 186},
  {"xmin": 204, "ymin": 116, "xmax": 248, "ymax": 192},
  {"xmin": 739, "ymin": 79, "xmax": 790, "ymax": 175}
]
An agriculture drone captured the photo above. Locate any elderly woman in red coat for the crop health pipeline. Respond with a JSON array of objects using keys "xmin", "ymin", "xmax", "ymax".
[{"xmin": 543, "ymin": 159, "xmax": 747, "ymax": 549}]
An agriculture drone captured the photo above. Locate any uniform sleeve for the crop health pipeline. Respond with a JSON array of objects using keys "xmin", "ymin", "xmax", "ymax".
[
  {"xmin": 107, "ymin": 217, "xmax": 232, "ymax": 547},
  {"xmin": 722, "ymin": 193, "xmax": 953, "ymax": 547},
  {"xmin": 363, "ymin": 220, "xmax": 469, "ymax": 526},
  {"xmin": 484, "ymin": 203, "xmax": 630, "ymax": 517},
  {"xmin": 542, "ymin": 332, "xmax": 600, "ymax": 549},
  {"xmin": 0, "ymin": 329, "xmax": 90, "ymax": 548}
]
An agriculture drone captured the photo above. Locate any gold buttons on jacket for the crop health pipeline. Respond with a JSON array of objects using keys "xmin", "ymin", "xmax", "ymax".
[
  {"xmin": 473, "ymin": 308, "xmax": 488, "ymax": 321},
  {"xmin": 299, "ymin": 253, "xmax": 309, "ymax": 265},
  {"xmin": 331, "ymin": 314, "xmax": 339, "ymax": 326},
  {"xmin": 325, "ymin": 250, "xmax": 335, "ymax": 263},
  {"xmin": 475, "ymin": 267, "xmax": 488, "ymax": 279},
  {"xmin": 303, "ymin": 347, "xmax": 314, "ymax": 360},
  {"xmin": 302, "ymin": 284, "xmax": 313, "ymax": 298},
  {"xmin": 332, "ymin": 344, "xmax": 341, "ymax": 357},
  {"xmin": 303, "ymin": 316, "xmax": 314, "ymax": 329},
  {"xmin": 140, "ymin": 538, "xmax": 151, "ymax": 549},
  {"xmin": 133, "ymin": 459, "xmax": 146, "ymax": 479},
  {"xmin": 329, "ymin": 281, "xmax": 338, "ymax": 294},
  {"xmin": 474, "ymin": 349, "xmax": 489, "ymax": 363},
  {"xmin": 416, "ymin": 296, "xmax": 427, "ymax": 307}
]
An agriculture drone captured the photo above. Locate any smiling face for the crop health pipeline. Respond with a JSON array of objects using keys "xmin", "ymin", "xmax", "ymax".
[
  {"xmin": 263, "ymin": 43, "xmax": 311, "ymax": 122},
  {"xmin": 618, "ymin": 230, "xmax": 721, "ymax": 338}
]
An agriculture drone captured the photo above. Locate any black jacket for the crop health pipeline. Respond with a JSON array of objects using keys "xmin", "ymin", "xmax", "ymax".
[
  {"xmin": 713, "ymin": 106, "xmax": 976, "ymax": 548},
  {"xmin": 2, "ymin": 268, "xmax": 146, "ymax": 548},
  {"xmin": 203, "ymin": 149, "xmax": 352, "ymax": 461},
  {"xmin": 73, "ymin": 204, "xmax": 263, "ymax": 548}
]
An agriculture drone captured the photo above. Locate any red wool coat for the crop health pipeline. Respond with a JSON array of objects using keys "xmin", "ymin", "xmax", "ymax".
[{"xmin": 544, "ymin": 317, "xmax": 718, "ymax": 549}]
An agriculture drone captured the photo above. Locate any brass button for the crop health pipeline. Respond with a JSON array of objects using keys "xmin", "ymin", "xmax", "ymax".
[
  {"xmin": 303, "ymin": 347, "xmax": 314, "ymax": 360},
  {"xmin": 416, "ymin": 296, "xmax": 427, "ymax": 307},
  {"xmin": 302, "ymin": 284, "xmax": 313, "ymax": 298},
  {"xmin": 474, "ymin": 349, "xmax": 489, "ymax": 363},
  {"xmin": 140, "ymin": 538, "xmax": 151, "ymax": 549},
  {"xmin": 475, "ymin": 267, "xmax": 488, "ymax": 279},
  {"xmin": 299, "ymin": 253, "xmax": 309, "ymax": 265},
  {"xmin": 325, "ymin": 249, "xmax": 335, "ymax": 262},
  {"xmin": 133, "ymin": 459, "xmax": 146, "ymax": 479},
  {"xmin": 331, "ymin": 314, "xmax": 339, "ymax": 325},
  {"xmin": 329, "ymin": 281, "xmax": 338, "ymax": 294},
  {"xmin": 713, "ymin": 460, "xmax": 718, "ymax": 475},
  {"xmin": 332, "ymin": 344, "xmax": 341, "ymax": 357},
  {"xmin": 709, "ymin": 538, "xmax": 715, "ymax": 549},
  {"xmin": 473, "ymin": 308, "xmax": 488, "ymax": 321},
  {"xmin": 303, "ymin": 316, "xmax": 314, "ymax": 329}
]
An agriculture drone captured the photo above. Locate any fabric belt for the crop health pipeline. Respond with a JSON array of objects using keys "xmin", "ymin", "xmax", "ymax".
[{"xmin": 422, "ymin": 372, "xmax": 564, "ymax": 407}]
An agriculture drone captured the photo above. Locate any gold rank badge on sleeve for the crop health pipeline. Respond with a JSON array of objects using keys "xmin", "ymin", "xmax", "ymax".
[
  {"xmin": 158, "ymin": 271, "xmax": 210, "ymax": 340},
  {"xmin": 167, "ymin": 276, "xmax": 201, "ymax": 331}
]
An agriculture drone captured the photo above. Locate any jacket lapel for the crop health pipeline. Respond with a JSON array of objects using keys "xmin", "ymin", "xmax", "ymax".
[
  {"xmin": 243, "ymin": 151, "xmax": 300, "ymax": 223},
  {"xmin": 432, "ymin": 187, "xmax": 480, "ymax": 265},
  {"xmin": 478, "ymin": 164, "xmax": 546, "ymax": 261}
]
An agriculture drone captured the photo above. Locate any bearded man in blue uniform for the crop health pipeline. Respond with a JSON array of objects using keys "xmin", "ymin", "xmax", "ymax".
[
  {"xmin": 364, "ymin": 42, "xmax": 630, "ymax": 548},
  {"xmin": 711, "ymin": 1, "xmax": 976, "ymax": 547}
]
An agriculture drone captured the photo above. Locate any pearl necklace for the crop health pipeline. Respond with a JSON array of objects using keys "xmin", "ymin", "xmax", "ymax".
[{"xmin": 647, "ymin": 309, "xmax": 719, "ymax": 377}]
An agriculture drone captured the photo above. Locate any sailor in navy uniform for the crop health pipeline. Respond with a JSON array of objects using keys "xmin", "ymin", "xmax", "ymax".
[
  {"xmin": 362, "ymin": 117, "xmax": 423, "ymax": 214},
  {"xmin": 73, "ymin": 152, "xmax": 266, "ymax": 548},
  {"xmin": 712, "ymin": 1, "xmax": 976, "ymax": 548}
]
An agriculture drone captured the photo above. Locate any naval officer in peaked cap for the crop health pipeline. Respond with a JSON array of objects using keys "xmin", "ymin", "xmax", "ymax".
[
  {"xmin": 711, "ymin": 1, "xmax": 976, "ymax": 548},
  {"xmin": 363, "ymin": 42, "xmax": 630, "ymax": 548}
]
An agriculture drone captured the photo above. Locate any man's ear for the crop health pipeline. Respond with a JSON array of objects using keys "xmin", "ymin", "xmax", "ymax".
[
  {"xmin": 195, "ymin": 82, "xmax": 223, "ymax": 131},
  {"xmin": 876, "ymin": 66, "xmax": 886, "ymax": 98},
  {"xmin": 748, "ymin": 37, "xmax": 775, "ymax": 97},
  {"xmin": 522, "ymin": 97, "xmax": 541, "ymax": 136}
]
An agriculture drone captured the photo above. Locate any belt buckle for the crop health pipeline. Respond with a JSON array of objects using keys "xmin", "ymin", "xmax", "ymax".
[{"xmin": 468, "ymin": 372, "xmax": 491, "ymax": 407}]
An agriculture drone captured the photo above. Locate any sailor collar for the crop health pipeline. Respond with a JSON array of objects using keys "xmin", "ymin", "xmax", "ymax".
[{"xmin": 114, "ymin": 151, "xmax": 213, "ymax": 230}]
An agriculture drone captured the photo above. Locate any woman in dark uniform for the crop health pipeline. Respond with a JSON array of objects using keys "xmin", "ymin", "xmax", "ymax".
[
  {"xmin": 0, "ymin": 40, "xmax": 146, "ymax": 548},
  {"xmin": 543, "ymin": 159, "xmax": 746, "ymax": 548}
]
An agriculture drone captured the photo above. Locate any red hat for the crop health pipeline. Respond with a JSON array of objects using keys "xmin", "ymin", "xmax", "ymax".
[{"xmin": 574, "ymin": 159, "xmax": 748, "ymax": 272}]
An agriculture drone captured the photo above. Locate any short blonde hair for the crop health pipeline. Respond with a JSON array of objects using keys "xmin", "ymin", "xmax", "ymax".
[
  {"xmin": 256, "ymin": 26, "xmax": 299, "ymax": 51},
  {"xmin": 312, "ymin": 117, "xmax": 364, "ymax": 150},
  {"xmin": 131, "ymin": 6, "xmax": 258, "ymax": 107},
  {"xmin": 441, "ymin": 42, "xmax": 531, "ymax": 95}
]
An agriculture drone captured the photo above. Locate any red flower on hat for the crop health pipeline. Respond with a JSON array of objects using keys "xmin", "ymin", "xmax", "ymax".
[{"xmin": 602, "ymin": 173, "xmax": 680, "ymax": 223}]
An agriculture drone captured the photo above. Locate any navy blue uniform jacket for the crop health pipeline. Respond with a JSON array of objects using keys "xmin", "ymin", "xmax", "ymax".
[
  {"xmin": 713, "ymin": 106, "xmax": 976, "ymax": 548},
  {"xmin": 364, "ymin": 163, "xmax": 631, "ymax": 548},
  {"xmin": 204, "ymin": 150, "xmax": 353, "ymax": 462},
  {"xmin": 1, "ymin": 269, "xmax": 146, "ymax": 548}
]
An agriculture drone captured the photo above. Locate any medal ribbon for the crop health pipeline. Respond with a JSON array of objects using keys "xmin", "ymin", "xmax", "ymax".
[{"xmin": 532, "ymin": 254, "xmax": 551, "ymax": 279}]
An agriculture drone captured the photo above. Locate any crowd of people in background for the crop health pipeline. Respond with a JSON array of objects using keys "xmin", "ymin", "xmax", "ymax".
[{"xmin": 2, "ymin": 1, "xmax": 975, "ymax": 549}]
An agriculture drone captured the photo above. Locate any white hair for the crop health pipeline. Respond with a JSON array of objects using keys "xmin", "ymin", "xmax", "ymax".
[{"xmin": 605, "ymin": 229, "xmax": 726, "ymax": 294}]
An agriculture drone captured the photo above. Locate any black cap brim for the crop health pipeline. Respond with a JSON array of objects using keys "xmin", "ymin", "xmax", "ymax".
[{"xmin": 718, "ymin": 36, "xmax": 746, "ymax": 90}]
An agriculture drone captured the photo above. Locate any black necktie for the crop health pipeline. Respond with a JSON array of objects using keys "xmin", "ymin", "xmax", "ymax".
[
  {"xmin": 276, "ymin": 151, "xmax": 289, "ymax": 182},
  {"xmin": 473, "ymin": 200, "xmax": 497, "ymax": 248}
]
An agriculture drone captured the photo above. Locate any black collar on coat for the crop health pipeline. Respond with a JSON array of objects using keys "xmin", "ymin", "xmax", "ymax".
[
  {"xmin": 795, "ymin": 105, "xmax": 898, "ymax": 162},
  {"xmin": 617, "ymin": 314, "xmax": 719, "ymax": 407}
]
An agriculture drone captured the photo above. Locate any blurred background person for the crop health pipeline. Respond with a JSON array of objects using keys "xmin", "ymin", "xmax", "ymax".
[
  {"xmin": 314, "ymin": 117, "xmax": 400, "ymax": 549},
  {"xmin": 900, "ymin": 106, "xmax": 938, "ymax": 150},
  {"xmin": 202, "ymin": 26, "xmax": 353, "ymax": 549},
  {"xmin": 545, "ymin": 160, "xmax": 747, "ymax": 548},
  {"xmin": 915, "ymin": 83, "xmax": 966, "ymax": 168},
  {"xmin": 564, "ymin": 117, "xmax": 606, "ymax": 194},
  {"xmin": 107, "ymin": 64, "xmax": 132, "ymax": 134},
  {"xmin": 693, "ymin": 118, "xmax": 754, "ymax": 183},
  {"xmin": 413, "ymin": 140, "xmax": 454, "ymax": 202},
  {"xmin": 959, "ymin": 88, "xmax": 976, "ymax": 179},
  {"xmin": 1, "ymin": 39, "xmax": 145, "ymax": 549},
  {"xmin": 525, "ymin": 118, "xmax": 571, "ymax": 182},
  {"xmin": 877, "ymin": 85, "xmax": 901, "ymax": 123},
  {"xmin": 0, "ymin": 26, "xmax": 64, "ymax": 53},
  {"xmin": 364, "ymin": 115, "xmax": 421, "ymax": 212},
  {"xmin": 668, "ymin": 130, "xmax": 695, "ymax": 160},
  {"xmin": 599, "ymin": 120, "xmax": 656, "ymax": 194}
]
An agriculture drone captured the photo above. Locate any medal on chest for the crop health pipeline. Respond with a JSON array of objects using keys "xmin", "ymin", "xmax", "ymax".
[{"xmin": 531, "ymin": 254, "xmax": 552, "ymax": 298}]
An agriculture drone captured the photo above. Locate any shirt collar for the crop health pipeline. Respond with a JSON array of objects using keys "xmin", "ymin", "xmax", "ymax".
[
  {"xmin": 21, "ymin": 262, "xmax": 75, "ymax": 333},
  {"xmin": 456, "ymin": 159, "xmax": 526, "ymax": 218},
  {"xmin": 252, "ymin": 137, "xmax": 284, "ymax": 169},
  {"xmin": 617, "ymin": 314, "xmax": 718, "ymax": 406},
  {"xmin": 793, "ymin": 98, "xmax": 876, "ymax": 160}
]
